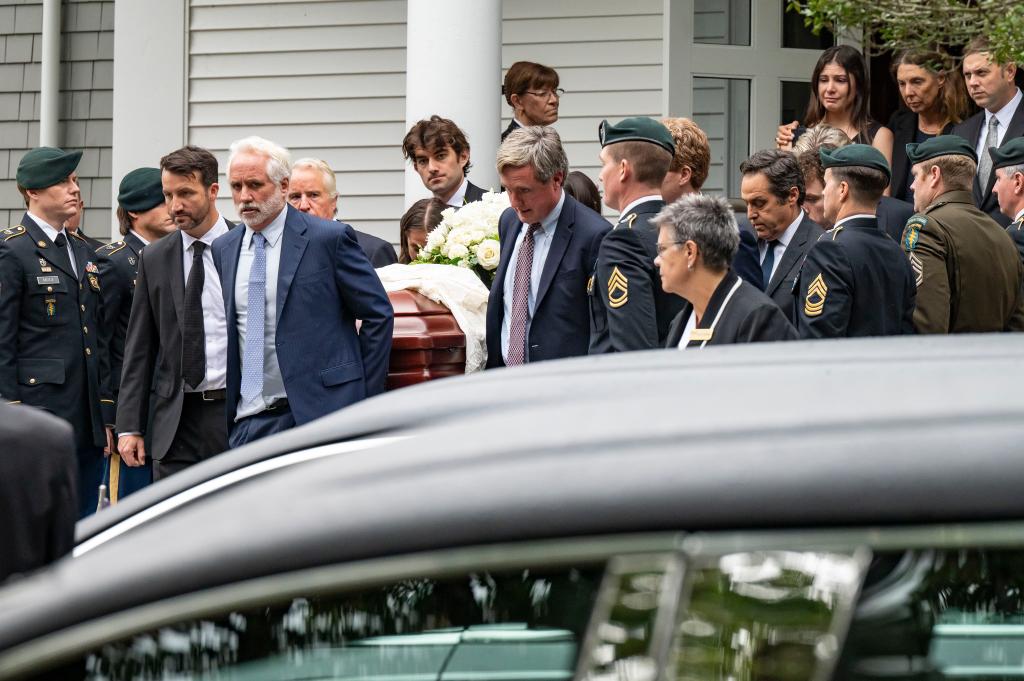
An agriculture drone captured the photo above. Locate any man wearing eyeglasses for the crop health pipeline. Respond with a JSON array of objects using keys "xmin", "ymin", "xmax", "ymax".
[{"xmin": 501, "ymin": 61, "xmax": 563, "ymax": 142}]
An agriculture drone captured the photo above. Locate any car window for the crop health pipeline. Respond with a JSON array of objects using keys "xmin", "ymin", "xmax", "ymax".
[{"xmin": 26, "ymin": 565, "xmax": 603, "ymax": 680}]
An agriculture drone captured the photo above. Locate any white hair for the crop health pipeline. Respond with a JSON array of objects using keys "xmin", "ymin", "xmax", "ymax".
[
  {"xmin": 228, "ymin": 136, "xmax": 292, "ymax": 184},
  {"xmin": 292, "ymin": 157, "xmax": 339, "ymax": 198}
]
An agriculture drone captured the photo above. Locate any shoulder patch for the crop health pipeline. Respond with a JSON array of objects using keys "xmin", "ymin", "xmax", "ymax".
[
  {"xmin": 2, "ymin": 225, "xmax": 26, "ymax": 241},
  {"xmin": 98, "ymin": 240, "xmax": 126, "ymax": 256},
  {"xmin": 902, "ymin": 216, "xmax": 927, "ymax": 251},
  {"xmin": 607, "ymin": 266, "xmax": 628, "ymax": 308},
  {"xmin": 616, "ymin": 213, "xmax": 638, "ymax": 230},
  {"xmin": 804, "ymin": 273, "xmax": 828, "ymax": 317}
]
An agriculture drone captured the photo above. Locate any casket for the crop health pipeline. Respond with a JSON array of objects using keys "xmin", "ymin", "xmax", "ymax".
[{"xmin": 387, "ymin": 289, "xmax": 466, "ymax": 389}]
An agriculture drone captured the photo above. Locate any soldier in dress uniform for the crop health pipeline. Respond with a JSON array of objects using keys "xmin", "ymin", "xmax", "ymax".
[
  {"xmin": 901, "ymin": 135, "xmax": 1024, "ymax": 333},
  {"xmin": 0, "ymin": 147, "xmax": 115, "ymax": 517},
  {"xmin": 589, "ymin": 117, "xmax": 684, "ymax": 352},
  {"xmin": 989, "ymin": 137, "xmax": 1024, "ymax": 265},
  {"xmin": 793, "ymin": 145, "xmax": 916, "ymax": 338},
  {"xmin": 95, "ymin": 167, "xmax": 174, "ymax": 502}
]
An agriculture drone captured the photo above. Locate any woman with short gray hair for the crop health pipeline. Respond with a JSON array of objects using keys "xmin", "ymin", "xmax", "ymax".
[{"xmin": 654, "ymin": 194, "xmax": 797, "ymax": 348}]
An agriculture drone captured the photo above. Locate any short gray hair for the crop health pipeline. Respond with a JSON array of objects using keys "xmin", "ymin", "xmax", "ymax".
[
  {"xmin": 653, "ymin": 194, "xmax": 739, "ymax": 271},
  {"xmin": 1000, "ymin": 163, "xmax": 1024, "ymax": 180},
  {"xmin": 228, "ymin": 136, "xmax": 292, "ymax": 184},
  {"xmin": 292, "ymin": 157, "xmax": 338, "ymax": 198},
  {"xmin": 495, "ymin": 126, "xmax": 569, "ymax": 183}
]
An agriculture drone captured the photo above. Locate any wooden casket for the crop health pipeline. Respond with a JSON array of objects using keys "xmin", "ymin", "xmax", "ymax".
[{"xmin": 386, "ymin": 290, "xmax": 467, "ymax": 389}]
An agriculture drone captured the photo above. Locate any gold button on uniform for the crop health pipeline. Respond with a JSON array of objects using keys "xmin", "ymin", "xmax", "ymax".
[
  {"xmin": 46, "ymin": 286, "xmax": 53, "ymax": 293},
  {"xmin": 85, "ymin": 348, "xmax": 91, "ymax": 356},
  {"xmin": 82, "ymin": 326, "xmax": 88, "ymax": 334},
  {"xmin": 28, "ymin": 378, "xmax": 36, "ymax": 384},
  {"xmin": 80, "ymin": 304, "xmax": 85, "ymax": 312}
]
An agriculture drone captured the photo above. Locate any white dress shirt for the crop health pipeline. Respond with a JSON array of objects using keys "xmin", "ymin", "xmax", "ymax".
[
  {"xmin": 976, "ymin": 87, "xmax": 1023, "ymax": 159},
  {"xmin": 500, "ymin": 190, "xmax": 566, "ymax": 362},
  {"xmin": 446, "ymin": 177, "xmax": 469, "ymax": 208},
  {"xmin": 234, "ymin": 208, "xmax": 289, "ymax": 421},
  {"xmin": 759, "ymin": 209, "xmax": 804, "ymax": 284},
  {"xmin": 29, "ymin": 211, "xmax": 76, "ymax": 275},
  {"xmin": 180, "ymin": 215, "xmax": 230, "ymax": 392},
  {"xmin": 129, "ymin": 229, "xmax": 150, "ymax": 247}
]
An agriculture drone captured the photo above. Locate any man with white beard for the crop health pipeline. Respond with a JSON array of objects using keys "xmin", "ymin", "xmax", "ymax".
[{"xmin": 211, "ymin": 137, "xmax": 393, "ymax": 448}]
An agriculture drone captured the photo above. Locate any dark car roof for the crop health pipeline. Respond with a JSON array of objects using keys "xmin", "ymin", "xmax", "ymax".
[{"xmin": 4, "ymin": 335, "xmax": 1024, "ymax": 654}]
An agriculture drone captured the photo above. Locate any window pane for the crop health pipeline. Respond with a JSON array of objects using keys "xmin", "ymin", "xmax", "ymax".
[
  {"xmin": 31, "ymin": 566, "xmax": 604, "ymax": 680},
  {"xmin": 782, "ymin": 2, "xmax": 834, "ymax": 50},
  {"xmin": 781, "ymin": 80, "xmax": 811, "ymax": 126},
  {"xmin": 694, "ymin": 0, "xmax": 750, "ymax": 46},
  {"xmin": 692, "ymin": 77, "xmax": 750, "ymax": 199}
]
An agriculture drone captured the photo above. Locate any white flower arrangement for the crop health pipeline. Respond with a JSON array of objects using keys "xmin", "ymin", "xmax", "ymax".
[{"xmin": 414, "ymin": 190, "xmax": 509, "ymax": 285}]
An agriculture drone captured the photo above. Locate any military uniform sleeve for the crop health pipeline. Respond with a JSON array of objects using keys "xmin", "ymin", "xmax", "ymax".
[
  {"xmin": 902, "ymin": 216, "xmax": 950, "ymax": 334},
  {"xmin": 595, "ymin": 228, "xmax": 659, "ymax": 351},
  {"xmin": 96, "ymin": 248, "xmax": 127, "ymax": 401},
  {"xmin": 795, "ymin": 238, "xmax": 853, "ymax": 339},
  {"xmin": 0, "ymin": 242, "xmax": 24, "ymax": 403}
]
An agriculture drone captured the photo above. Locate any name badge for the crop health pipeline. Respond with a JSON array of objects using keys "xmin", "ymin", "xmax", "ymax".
[
  {"xmin": 36, "ymin": 275, "xmax": 60, "ymax": 285},
  {"xmin": 689, "ymin": 328, "xmax": 713, "ymax": 342}
]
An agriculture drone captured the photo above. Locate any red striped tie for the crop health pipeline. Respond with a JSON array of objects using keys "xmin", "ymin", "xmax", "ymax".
[{"xmin": 507, "ymin": 223, "xmax": 540, "ymax": 366}]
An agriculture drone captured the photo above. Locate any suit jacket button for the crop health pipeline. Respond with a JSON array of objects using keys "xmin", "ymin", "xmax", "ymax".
[
  {"xmin": 85, "ymin": 348, "xmax": 92, "ymax": 356},
  {"xmin": 80, "ymin": 305, "xmax": 85, "ymax": 312},
  {"xmin": 83, "ymin": 326, "xmax": 88, "ymax": 334},
  {"xmin": 28, "ymin": 378, "xmax": 36, "ymax": 384}
]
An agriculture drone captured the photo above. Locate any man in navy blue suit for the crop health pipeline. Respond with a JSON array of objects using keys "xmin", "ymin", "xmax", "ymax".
[
  {"xmin": 212, "ymin": 137, "xmax": 393, "ymax": 447},
  {"xmin": 486, "ymin": 126, "xmax": 610, "ymax": 368}
]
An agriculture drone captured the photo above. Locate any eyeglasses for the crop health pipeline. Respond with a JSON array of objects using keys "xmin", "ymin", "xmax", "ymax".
[
  {"xmin": 524, "ymin": 88, "xmax": 565, "ymax": 100},
  {"xmin": 655, "ymin": 241, "xmax": 685, "ymax": 256}
]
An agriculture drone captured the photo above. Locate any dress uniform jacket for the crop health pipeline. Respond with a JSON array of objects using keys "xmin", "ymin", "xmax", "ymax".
[
  {"xmin": 764, "ymin": 213, "xmax": 824, "ymax": 324},
  {"xmin": 1007, "ymin": 215, "xmax": 1024, "ymax": 267},
  {"xmin": 589, "ymin": 199, "xmax": 684, "ymax": 352},
  {"xmin": 901, "ymin": 190, "xmax": 1024, "ymax": 333},
  {"xmin": 96, "ymin": 231, "xmax": 146, "ymax": 400},
  {"xmin": 794, "ymin": 216, "xmax": 916, "ymax": 338},
  {"xmin": 664, "ymin": 270, "xmax": 797, "ymax": 348},
  {"xmin": 0, "ymin": 214, "xmax": 113, "ymax": 449}
]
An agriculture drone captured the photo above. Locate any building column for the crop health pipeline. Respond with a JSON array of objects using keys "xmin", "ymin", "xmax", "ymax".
[
  {"xmin": 110, "ymin": 0, "xmax": 187, "ymax": 240},
  {"xmin": 404, "ymin": 0, "xmax": 502, "ymax": 209}
]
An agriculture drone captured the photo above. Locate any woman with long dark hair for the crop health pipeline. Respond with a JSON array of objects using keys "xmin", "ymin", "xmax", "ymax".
[
  {"xmin": 777, "ymin": 45, "xmax": 893, "ymax": 167},
  {"xmin": 887, "ymin": 50, "xmax": 968, "ymax": 202}
]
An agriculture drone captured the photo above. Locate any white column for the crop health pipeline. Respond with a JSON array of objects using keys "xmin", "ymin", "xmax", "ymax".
[
  {"xmin": 110, "ymin": 0, "xmax": 187, "ymax": 240},
  {"xmin": 404, "ymin": 0, "xmax": 502, "ymax": 209},
  {"xmin": 38, "ymin": 0, "xmax": 61, "ymax": 146}
]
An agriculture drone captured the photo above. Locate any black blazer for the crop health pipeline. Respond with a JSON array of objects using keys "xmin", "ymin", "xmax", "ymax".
[
  {"xmin": 764, "ymin": 212, "xmax": 824, "ymax": 323},
  {"xmin": 888, "ymin": 110, "xmax": 955, "ymax": 202},
  {"xmin": 952, "ymin": 100, "xmax": 1024, "ymax": 226},
  {"xmin": 0, "ymin": 403, "xmax": 76, "ymax": 584},
  {"xmin": 486, "ymin": 194, "xmax": 610, "ymax": 367},
  {"xmin": 464, "ymin": 181, "xmax": 487, "ymax": 204},
  {"xmin": 501, "ymin": 120, "xmax": 523, "ymax": 143},
  {"xmin": 352, "ymin": 228, "xmax": 397, "ymax": 268},
  {"xmin": 664, "ymin": 271, "xmax": 797, "ymax": 348},
  {"xmin": 733, "ymin": 216, "xmax": 767, "ymax": 290},
  {"xmin": 877, "ymin": 196, "xmax": 916, "ymax": 243}
]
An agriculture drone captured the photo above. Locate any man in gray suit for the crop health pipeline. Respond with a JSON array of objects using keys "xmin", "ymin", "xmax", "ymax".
[
  {"xmin": 116, "ymin": 146, "xmax": 232, "ymax": 479},
  {"xmin": 739, "ymin": 149, "xmax": 824, "ymax": 323}
]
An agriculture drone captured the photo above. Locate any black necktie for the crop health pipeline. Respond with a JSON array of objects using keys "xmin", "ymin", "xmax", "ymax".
[
  {"xmin": 182, "ymin": 241, "xmax": 207, "ymax": 390},
  {"xmin": 760, "ymin": 239, "xmax": 777, "ymax": 290},
  {"xmin": 53, "ymin": 232, "xmax": 75, "ymax": 276}
]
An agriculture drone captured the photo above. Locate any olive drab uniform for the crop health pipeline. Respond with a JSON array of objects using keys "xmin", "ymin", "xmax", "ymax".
[
  {"xmin": 794, "ymin": 216, "xmax": 916, "ymax": 338},
  {"xmin": 900, "ymin": 190, "xmax": 1024, "ymax": 333},
  {"xmin": 0, "ymin": 215, "xmax": 114, "ymax": 446},
  {"xmin": 588, "ymin": 199, "xmax": 684, "ymax": 352}
]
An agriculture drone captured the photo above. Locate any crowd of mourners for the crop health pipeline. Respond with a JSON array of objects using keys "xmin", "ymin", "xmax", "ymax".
[{"xmin": 3, "ymin": 34, "xmax": 1024, "ymax": 581}]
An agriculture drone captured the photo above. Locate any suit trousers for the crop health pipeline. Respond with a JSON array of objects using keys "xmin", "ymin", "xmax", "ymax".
[
  {"xmin": 153, "ymin": 394, "xmax": 228, "ymax": 481},
  {"xmin": 229, "ymin": 405, "xmax": 296, "ymax": 449}
]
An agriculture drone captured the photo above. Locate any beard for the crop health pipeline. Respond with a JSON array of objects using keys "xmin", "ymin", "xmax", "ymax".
[
  {"xmin": 237, "ymin": 193, "xmax": 286, "ymax": 229},
  {"xmin": 173, "ymin": 202, "xmax": 210, "ymax": 232}
]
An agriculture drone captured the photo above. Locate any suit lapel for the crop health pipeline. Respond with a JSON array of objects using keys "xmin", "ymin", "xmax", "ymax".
[
  {"xmin": 766, "ymin": 214, "xmax": 809, "ymax": 296},
  {"xmin": 277, "ymin": 207, "xmax": 309, "ymax": 321},
  {"xmin": 534, "ymin": 198, "xmax": 574, "ymax": 311},
  {"xmin": 168, "ymin": 230, "xmax": 185, "ymax": 326},
  {"xmin": 22, "ymin": 217, "xmax": 76, "ymax": 280},
  {"xmin": 218, "ymin": 224, "xmax": 244, "ymax": 330}
]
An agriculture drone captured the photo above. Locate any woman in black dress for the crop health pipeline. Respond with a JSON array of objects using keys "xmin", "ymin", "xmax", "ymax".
[
  {"xmin": 777, "ymin": 45, "xmax": 894, "ymax": 168},
  {"xmin": 653, "ymin": 194, "xmax": 796, "ymax": 349},
  {"xmin": 888, "ymin": 50, "xmax": 968, "ymax": 203}
]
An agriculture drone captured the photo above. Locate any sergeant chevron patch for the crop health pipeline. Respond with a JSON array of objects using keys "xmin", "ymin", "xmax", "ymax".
[
  {"xmin": 804, "ymin": 274, "xmax": 827, "ymax": 317},
  {"xmin": 608, "ymin": 267, "xmax": 628, "ymax": 308},
  {"xmin": 909, "ymin": 252, "xmax": 924, "ymax": 286}
]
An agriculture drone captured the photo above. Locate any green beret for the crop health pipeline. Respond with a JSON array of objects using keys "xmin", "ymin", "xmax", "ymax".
[
  {"xmin": 16, "ymin": 146, "xmax": 82, "ymax": 189},
  {"xmin": 905, "ymin": 135, "xmax": 977, "ymax": 166},
  {"xmin": 118, "ymin": 167, "xmax": 165, "ymax": 212},
  {"xmin": 599, "ymin": 117, "xmax": 675, "ymax": 155},
  {"xmin": 819, "ymin": 143, "xmax": 891, "ymax": 182},
  {"xmin": 989, "ymin": 136, "xmax": 1024, "ymax": 171}
]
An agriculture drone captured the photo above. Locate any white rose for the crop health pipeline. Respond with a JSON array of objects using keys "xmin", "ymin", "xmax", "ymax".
[
  {"xmin": 448, "ymin": 243, "xmax": 469, "ymax": 259},
  {"xmin": 475, "ymin": 239, "xmax": 501, "ymax": 269},
  {"xmin": 424, "ymin": 229, "xmax": 446, "ymax": 252}
]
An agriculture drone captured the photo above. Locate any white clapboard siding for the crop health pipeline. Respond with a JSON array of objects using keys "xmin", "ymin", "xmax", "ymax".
[
  {"xmin": 502, "ymin": 0, "xmax": 663, "ymax": 221},
  {"xmin": 188, "ymin": 0, "xmax": 406, "ymax": 243}
]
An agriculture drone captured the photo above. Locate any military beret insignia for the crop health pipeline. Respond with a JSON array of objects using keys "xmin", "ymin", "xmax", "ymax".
[
  {"xmin": 903, "ymin": 216, "xmax": 927, "ymax": 251},
  {"xmin": 608, "ymin": 266, "xmax": 628, "ymax": 308},
  {"xmin": 804, "ymin": 273, "xmax": 827, "ymax": 317}
]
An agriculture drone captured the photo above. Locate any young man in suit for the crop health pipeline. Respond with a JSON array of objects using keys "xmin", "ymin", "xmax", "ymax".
[
  {"xmin": 952, "ymin": 36, "xmax": 1024, "ymax": 227},
  {"xmin": 403, "ymin": 116, "xmax": 487, "ymax": 208},
  {"xmin": 486, "ymin": 126, "xmax": 610, "ymax": 368},
  {"xmin": 213, "ymin": 137, "xmax": 393, "ymax": 448},
  {"xmin": 116, "ymin": 146, "xmax": 232, "ymax": 480},
  {"xmin": 0, "ymin": 147, "xmax": 114, "ymax": 517},
  {"xmin": 739, "ymin": 149, "xmax": 824, "ymax": 323},
  {"xmin": 287, "ymin": 158, "xmax": 397, "ymax": 268}
]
